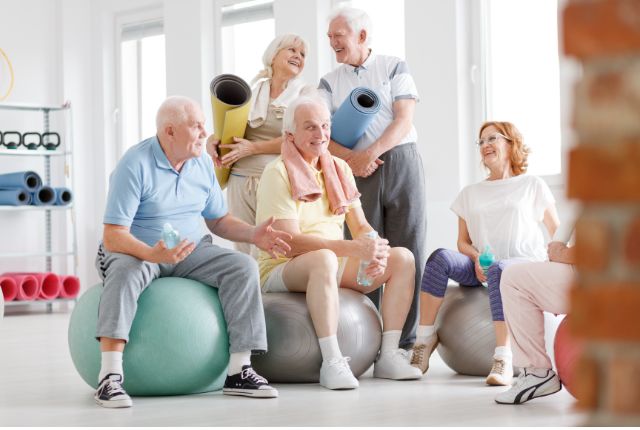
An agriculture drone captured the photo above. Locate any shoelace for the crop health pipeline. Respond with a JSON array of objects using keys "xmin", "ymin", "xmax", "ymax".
[
  {"xmin": 490, "ymin": 359, "xmax": 505, "ymax": 375},
  {"xmin": 105, "ymin": 378, "xmax": 126, "ymax": 396},
  {"xmin": 410, "ymin": 344, "xmax": 426, "ymax": 365},
  {"xmin": 241, "ymin": 367, "xmax": 268, "ymax": 385},
  {"xmin": 327, "ymin": 356, "xmax": 352, "ymax": 375}
]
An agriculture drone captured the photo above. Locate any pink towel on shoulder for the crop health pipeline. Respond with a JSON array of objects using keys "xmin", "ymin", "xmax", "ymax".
[{"xmin": 282, "ymin": 139, "xmax": 360, "ymax": 215}]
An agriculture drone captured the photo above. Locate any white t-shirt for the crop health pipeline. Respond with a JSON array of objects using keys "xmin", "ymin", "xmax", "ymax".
[{"xmin": 450, "ymin": 175, "xmax": 555, "ymax": 262}]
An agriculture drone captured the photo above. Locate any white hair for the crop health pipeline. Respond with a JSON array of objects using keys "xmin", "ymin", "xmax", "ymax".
[
  {"xmin": 282, "ymin": 92, "xmax": 330, "ymax": 134},
  {"xmin": 251, "ymin": 34, "xmax": 310, "ymax": 84},
  {"xmin": 328, "ymin": 6, "xmax": 373, "ymax": 47},
  {"xmin": 155, "ymin": 96, "xmax": 198, "ymax": 131}
]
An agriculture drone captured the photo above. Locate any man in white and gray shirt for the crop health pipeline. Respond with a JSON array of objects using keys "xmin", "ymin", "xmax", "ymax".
[{"xmin": 318, "ymin": 6, "xmax": 427, "ymax": 350}]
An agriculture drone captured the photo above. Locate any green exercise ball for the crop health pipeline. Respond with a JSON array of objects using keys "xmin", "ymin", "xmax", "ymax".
[{"xmin": 68, "ymin": 277, "xmax": 229, "ymax": 396}]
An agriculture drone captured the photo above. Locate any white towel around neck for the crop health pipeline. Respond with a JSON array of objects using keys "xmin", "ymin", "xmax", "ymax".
[{"xmin": 248, "ymin": 77, "xmax": 306, "ymax": 129}]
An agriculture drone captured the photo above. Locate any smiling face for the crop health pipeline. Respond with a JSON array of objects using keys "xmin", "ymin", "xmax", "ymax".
[
  {"xmin": 327, "ymin": 16, "xmax": 368, "ymax": 66},
  {"xmin": 170, "ymin": 103, "xmax": 207, "ymax": 161},
  {"xmin": 286, "ymin": 102, "xmax": 331, "ymax": 166},
  {"xmin": 271, "ymin": 42, "xmax": 306, "ymax": 80},
  {"xmin": 479, "ymin": 125, "xmax": 512, "ymax": 172}
]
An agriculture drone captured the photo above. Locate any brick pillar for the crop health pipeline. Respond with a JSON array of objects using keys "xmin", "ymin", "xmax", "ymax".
[{"xmin": 563, "ymin": 0, "xmax": 640, "ymax": 425}]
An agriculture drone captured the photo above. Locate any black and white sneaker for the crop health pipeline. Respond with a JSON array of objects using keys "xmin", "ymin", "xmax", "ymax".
[
  {"xmin": 223, "ymin": 365, "xmax": 278, "ymax": 398},
  {"xmin": 495, "ymin": 368, "xmax": 562, "ymax": 405},
  {"xmin": 94, "ymin": 373, "xmax": 133, "ymax": 408}
]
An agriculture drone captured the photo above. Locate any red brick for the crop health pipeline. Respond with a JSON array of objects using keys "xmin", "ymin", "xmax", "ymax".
[
  {"xmin": 608, "ymin": 355, "xmax": 640, "ymax": 414},
  {"xmin": 568, "ymin": 142, "xmax": 640, "ymax": 201},
  {"xmin": 575, "ymin": 217, "xmax": 611, "ymax": 272},
  {"xmin": 564, "ymin": 0, "xmax": 640, "ymax": 59},
  {"xmin": 570, "ymin": 284, "xmax": 640, "ymax": 341},
  {"xmin": 625, "ymin": 216, "xmax": 640, "ymax": 266},
  {"xmin": 575, "ymin": 354, "xmax": 599, "ymax": 411}
]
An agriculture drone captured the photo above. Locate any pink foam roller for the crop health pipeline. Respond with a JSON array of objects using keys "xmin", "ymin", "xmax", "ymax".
[
  {"xmin": 7, "ymin": 275, "xmax": 40, "ymax": 301},
  {"xmin": 4, "ymin": 272, "xmax": 61, "ymax": 300},
  {"xmin": 59, "ymin": 275, "xmax": 81, "ymax": 299},
  {"xmin": 0, "ymin": 276, "xmax": 18, "ymax": 301}
]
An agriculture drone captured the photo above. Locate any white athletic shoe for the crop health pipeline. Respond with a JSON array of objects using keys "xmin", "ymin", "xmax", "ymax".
[
  {"xmin": 495, "ymin": 368, "xmax": 562, "ymax": 404},
  {"xmin": 374, "ymin": 349, "xmax": 423, "ymax": 380},
  {"xmin": 319, "ymin": 357, "xmax": 359, "ymax": 390},
  {"xmin": 486, "ymin": 357, "xmax": 514, "ymax": 386}
]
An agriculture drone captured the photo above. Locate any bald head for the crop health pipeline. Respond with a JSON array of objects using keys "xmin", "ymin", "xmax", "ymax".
[{"xmin": 156, "ymin": 96, "xmax": 201, "ymax": 131}]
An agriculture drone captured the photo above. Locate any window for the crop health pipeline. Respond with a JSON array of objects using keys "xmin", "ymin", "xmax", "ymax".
[
  {"xmin": 118, "ymin": 20, "xmax": 167, "ymax": 154},
  {"xmin": 219, "ymin": 0, "xmax": 275, "ymax": 83},
  {"xmin": 338, "ymin": 0, "xmax": 405, "ymax": 59},
  {"xmin": 483, "ymin": 0, "xmax": 561, "ymax": 176}
]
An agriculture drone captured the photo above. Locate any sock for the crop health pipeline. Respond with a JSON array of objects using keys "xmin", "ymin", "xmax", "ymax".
[
  {"xmin": 527, "ymin": 367, "xmax": 551, "ymax": 378},
  {"xmin": 494, "ymin": 346, "xmax": 512, "ymax": 360},
  {"xmin": 99, "ymin": 351, "xmax": 123, "ymax": 382},
  {"xmin": 228, "ymin": 351, "xmax": 251, "ymax": 375},
  {"xmin": 416, "ymin": 325, "xmax": 436, "ymax": 345},
  {"xmin": 380, "ymin": 330, "xmax": 402, "ymax": 354},
  {"xmin": 318, "ymin": 335, "xmax": 342, "ymax": 361}
]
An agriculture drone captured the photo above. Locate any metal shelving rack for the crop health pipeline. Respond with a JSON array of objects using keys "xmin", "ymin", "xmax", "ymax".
[{"xmin": 0, "ymin": 102, "xmax": 78, "ymax": 312}]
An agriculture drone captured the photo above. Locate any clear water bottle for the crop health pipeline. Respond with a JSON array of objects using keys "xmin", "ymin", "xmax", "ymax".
[
  {"xmin": 357, "ymin": 231, "xmax": 378, "ymax": 287},
  {"xmin": 478, "ymin": 245, "xmax": 495, "ymax": 287},
  {"xmin": 162, "ymin": 223, "xmax": 180, "ymax": 249}
]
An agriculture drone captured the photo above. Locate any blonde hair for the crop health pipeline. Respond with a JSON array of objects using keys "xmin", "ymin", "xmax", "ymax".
[
  {"xmin": 251, "ymin": 34, "xmax": 309, "ymax": 85},
  {"xmin": 479, "ymin": 121, "xmax": 530, "ymax": 176}
]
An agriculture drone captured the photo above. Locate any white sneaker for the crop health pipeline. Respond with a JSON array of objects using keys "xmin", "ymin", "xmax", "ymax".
[
  {"xmin": 319, "ymin": 357, "xmax": 359, "ymax": 390},
  {"xmin": 374, "ymin": 349, "xmax": 423, "ymax": 380},
  {"xmin": 495, "ymin": 368, "xmax": 562, "ymax": 404},
  {"xmin": 486, "ymin": 357, "xmax": 514, "ymax": 386}
]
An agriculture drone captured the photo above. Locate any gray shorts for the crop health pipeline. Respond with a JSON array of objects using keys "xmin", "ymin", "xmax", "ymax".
[{"xmin": 262, "ymin": 257, "xmax": 348, "ymax": 293}]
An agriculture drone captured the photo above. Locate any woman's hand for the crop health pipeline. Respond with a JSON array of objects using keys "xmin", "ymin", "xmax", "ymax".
[
  {"xmin": 206, "ymin": 135, "xmax": 222, "ymax": 168},
  {"xmin": 219, "ymin": 137, "xmax": 255, "ymax": 168},
  {"xmin": 474, "ymin": 255, "xmax": 487, "ymax": 283}
]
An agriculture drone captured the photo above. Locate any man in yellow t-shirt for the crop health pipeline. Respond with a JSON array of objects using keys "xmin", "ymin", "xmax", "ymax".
[{"xmin": 255, "ymin": 94, "xmax": 421, "ymax": 391}]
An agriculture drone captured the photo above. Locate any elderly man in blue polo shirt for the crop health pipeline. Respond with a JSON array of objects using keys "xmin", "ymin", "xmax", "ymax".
[
  {"xmin": 318, "ymin": 7, "xmax": 426, "ymax": 351},
  {"xmin": 94, "ymin": 96, "xmax": 291, "ymax": 408}
]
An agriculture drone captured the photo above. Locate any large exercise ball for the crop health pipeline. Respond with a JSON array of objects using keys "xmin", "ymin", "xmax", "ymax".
[
  {"xmin": 436, "ymin": 285, "xmax": 506, "ymax": 376},
  {"xmin": 553, "ymin": 315, "xmax": 584, "ymax": 397},
  {"xmin": 68, "ymin": 278, "xmax": 229, "ymax": 396},
  {"xmin": 253, "ymin": 289, "xmax": 382, "ymax": 382}
]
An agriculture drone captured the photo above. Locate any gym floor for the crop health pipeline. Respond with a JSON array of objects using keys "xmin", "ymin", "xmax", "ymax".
[{"xmin": 0, "ymin": 308, "xmax": 586, "ymax": 426}]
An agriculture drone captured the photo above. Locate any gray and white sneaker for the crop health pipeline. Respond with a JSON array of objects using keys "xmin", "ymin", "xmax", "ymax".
[
  {"xmin": 94, "ymin": 373, "xmax": 132, "ymax": 408},
  {"xmin": 320, "ymin": 357, "xmax": 359, "ymax": 390},
  {"xmin": 495, "ymin": 368, "xmax": 562, "ymax": 404}
]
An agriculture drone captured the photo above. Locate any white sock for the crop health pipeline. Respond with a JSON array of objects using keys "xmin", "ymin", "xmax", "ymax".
[
  {"xmin": 494, "ymin": 346, "xmax": 512, "ymax": 360},
  {"xmin": 416, "ymin": 325, "xmax": 436, "ymax": 345},
  {"xmin": 228, "ymin": 351, "xmax": 251, "ymax": 375},
  {"xmin": 380, "ymin": 330, "xmax": 402, "ymax": 354},
  {"xmin": 99, "ymin": 351, "xmax": 123, "ymax": 382},
  {"xmin": 318, "ymin": 335, "xmax": 342, "ymax": 361},
  {"xmin": 527, "ymin": 367, "xmax": 551, "ymax": 378}
]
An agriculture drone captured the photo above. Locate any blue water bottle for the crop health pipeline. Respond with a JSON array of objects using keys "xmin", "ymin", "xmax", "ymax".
[
  {"xmin": 357, "ymin": 231, "xmax": 378, "ymax": 287},
  {"xmin": 162, "ymin": 223, "xmax": 180, "ymax": 249},
  {"xmin": 478, "ymin": 245, "xmax": 495, "ymax": 287}
]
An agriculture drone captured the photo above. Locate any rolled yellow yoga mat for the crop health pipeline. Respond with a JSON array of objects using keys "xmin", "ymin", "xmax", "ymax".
[{"xmin": 209, "ymin": 74, "xmax": 252, "ymax": 188}]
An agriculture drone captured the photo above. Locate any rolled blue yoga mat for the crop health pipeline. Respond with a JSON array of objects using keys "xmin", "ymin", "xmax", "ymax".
[
  {"xmin": 0, "ymin": 188, "xmax": 31, "ymax": 206},
  {"xmin": 53, "ymin": 187, "xmax": 73, "ymax": 206},
  {"xmin": 31, "ymin": 185, "xmax": 55, "ymax": 206},
  {"xmin": 330, "ymin": 87, "xmax": 381, "ymax": 149},
  {"xmin": 0, "ymin": 171, "xmax": 42, "ymax": 192}
]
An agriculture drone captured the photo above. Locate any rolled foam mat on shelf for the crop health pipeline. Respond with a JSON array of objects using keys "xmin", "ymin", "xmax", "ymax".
[
  {"xmin": 0, "ymin": 188, "xmax": 31, "ymax": 205},
  {"xmin": 31, "ymin": 185, "xmax": 55, "ymax": 205},
  {"xmin": 209, "ymin": 74, "xmax": 252, "ymax": 188},
  {"xmin": 4, "ymin": 272, "xmax": 61, "ymax": 300},
  {"xmin": 53, "ymin": 187, "xmax": 73, "ymax": 205},
  {"xmin": 4, "ymin": 274, "xmax": 40, "ymax": 301},
  {"xmin": 330, "ymin": 87, "xmax": 381, "ymax": 149},
  {"xmin": 0, "ymin": 276, "xmax": 18, "ymax": 302},
  {"xmin": 59, "ymin": 275, "xmax": 81, "ymax": 299},
  {"xmin": 0, "ymin": 171, "xmax": 42, "ymax": 192}
]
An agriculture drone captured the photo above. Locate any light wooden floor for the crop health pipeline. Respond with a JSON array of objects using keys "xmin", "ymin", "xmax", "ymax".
[{"xmin": 0, "ymin": 307, "xmax": 586, "ymax": 426}]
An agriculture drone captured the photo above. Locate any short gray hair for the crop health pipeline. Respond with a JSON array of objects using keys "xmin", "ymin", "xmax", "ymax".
[
  {"xmin": 282, "ymin": 92, "xmax": 330, "ymax": 134},
  {"xmin": 155, "ymin": 96, "xmax": 198, "ymax": 130},
  {"xmin": 328, "ymin": 6, "xmax": 373, "ymax": 47},
  {"xmin": 251, "ymin": 34, "xmax": 309, "ymax": 84}
]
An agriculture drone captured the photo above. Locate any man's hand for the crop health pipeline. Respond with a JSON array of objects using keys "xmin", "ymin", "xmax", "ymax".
[
  {"xmin": 347, "ymin": 150, "xmax": 383, "ymax": 177},
  {"xmin": 206, "ymin": 135, "xmax": 222, "ymax": 168},
  {"xmin": 147, "ymin": 239, "xmax": 196, "ymax": 264},
  {"xmin": 253, "ymin": 216, "xmax": 293, "ymax": 258}
]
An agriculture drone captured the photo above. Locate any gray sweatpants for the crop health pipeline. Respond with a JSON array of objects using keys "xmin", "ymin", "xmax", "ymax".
[
  {"xmin": 95, "ymin": 235, "xmax": 267, "ymax": 354},
  {"xmin": 348, "ymin": 143, "xmax": 427, "ymax": 349}
]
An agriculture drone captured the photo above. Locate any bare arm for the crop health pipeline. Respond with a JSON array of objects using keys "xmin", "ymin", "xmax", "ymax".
[
  {"xmin": 103, "ymin": 224, "xmax": 195, "ymax": 264},
  {"xmin": 543, "ymin": 203, "xmax": 561, "ymax": 240},
  {"xmin": 456, "ymin": 217, "xmax": 487, "ymax": 282}
]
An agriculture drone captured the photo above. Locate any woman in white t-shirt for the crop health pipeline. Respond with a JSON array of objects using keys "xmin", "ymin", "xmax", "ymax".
[
  {"xmin": 409, "ymin": 121, "xmax": 560, "ymax": 387},
  {"xmin": 207, "ymin": 34, "xmax": 308, "ymax": 257}
]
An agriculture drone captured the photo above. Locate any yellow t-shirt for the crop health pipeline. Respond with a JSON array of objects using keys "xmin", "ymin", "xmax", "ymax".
[{"xmin": 255, "ymin": 155, "xmax": 361, "ymax": 285}]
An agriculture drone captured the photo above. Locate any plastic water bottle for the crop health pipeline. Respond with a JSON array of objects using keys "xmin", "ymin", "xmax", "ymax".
[
  {"xmin": 478, "ymin": 245, "xmax": 495, "ymax": 287},
  {"xmin": 162, "ymin": 223, "xmax": 180, "ymax": 249},
  {"xmin": 357, "ymin": 231, "xmax": 378, "ymax": 287}
]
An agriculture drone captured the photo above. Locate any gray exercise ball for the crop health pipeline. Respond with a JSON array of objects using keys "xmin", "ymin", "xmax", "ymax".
[
  {"xmin": 436, "ymin": 285, "xmax": 517, "ymax": 376},
  {"xmin": 252, "ymin": 289, "xmax": 382, "ymax": 383}
]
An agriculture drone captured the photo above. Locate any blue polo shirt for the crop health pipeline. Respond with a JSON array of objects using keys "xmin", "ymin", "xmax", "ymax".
[{"xmin": 103, "ymin": 136, "xmax": 227, "ymax": 247}]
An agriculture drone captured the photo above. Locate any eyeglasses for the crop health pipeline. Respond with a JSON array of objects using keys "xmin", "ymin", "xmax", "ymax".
[{"xmin": 475, "ymin": 133, "xmax": 510, "ymax": 147}]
